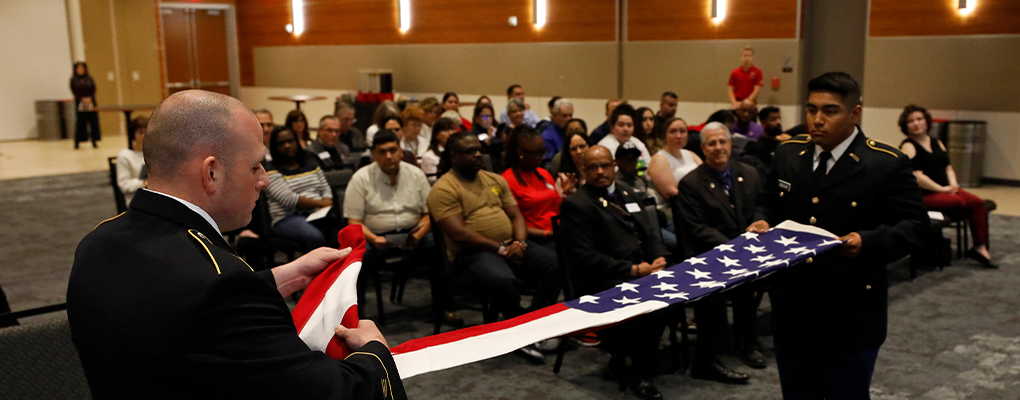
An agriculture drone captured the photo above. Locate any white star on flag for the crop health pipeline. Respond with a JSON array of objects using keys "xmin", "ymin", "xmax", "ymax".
[
  {"xmin": 775, "ymin": 235, "xmax": 799, "ymax": 246},
  {"xmin": 821, "ymin": 239, "xmax": 843, "ymax": 246},
  {"xmin": 651, "ymin": 282, "xmax": 678, "ymax": 291},
  {"xmin": 715, "ymin": 244, "xmax": 735, "ymax": 252},
  {"xmin": 655, "ymin": 292, "xmax": 690, "ymax": 300},
  {"xmin": 730, "ymin": 270, "xmax": 760, "ymax": 279},
  {"xmin": 613, "ymin": 296, "xmax": 640, "ymax": 305},
  {"xmin": 784, "ymin": 246, "xmax": 815, "ymax": 256},
  {"xmin": 686, "ymin": 268, "xmax": 712, "ymax": 280},
  {"xmin": 722, "ymin": 268, "xmax": 749, "ymax": 276},
  {"xmin": 744, "ymin": 244, "xmax": 767, "ymax": 254},
  {"xmin": 750, "ymin": 254, "xmax": 776, "ymax": 263},
  {"xmin": 651, "ymin": 270, "xmax": 675, "ymax": 279},
  {"xmin": 741, "ymin": 232, "xmax": 760, "ymax": 241},
  {"xmin": 685, "ymin": 257, "xmax": 707, "ymax": 266},
  {"xmin": 616, "ymin": 282, "xmax": 639, "ymax": 293},
  {"xmin": 691, "ymin": 281, "xmax": 727, "ymax": 289},
  {"xmin": 718, "ymin": 255, "xmax": 741, "ymax": 268},
  {"xmin": 760, "ymin": 259, "xmax": 791, "ymax": 268},
  {"xmin": 578, "ymin": 295, "xmax": 599, "ymax": 304}
]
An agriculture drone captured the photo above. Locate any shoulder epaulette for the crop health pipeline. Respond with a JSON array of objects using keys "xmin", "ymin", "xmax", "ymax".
[
  {"xmin": 94, "ymin": 212, "xmax": 125, "ymax": 230},
  {"xmin": 781, "ymin": 134, "xmax": 812, "ymax": 145},
  {"xmin": 187, "ymin": 229, "xmax": 222, "ymax": 274},
  {"xmin": 866, "ymin": 139, "xmax": 901, "ymax": 158}
]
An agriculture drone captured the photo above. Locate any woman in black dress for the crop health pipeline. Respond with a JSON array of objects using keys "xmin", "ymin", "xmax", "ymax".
[{"xmin": 70, "ymin": 62, "xmax": 101, "ymax": 149}]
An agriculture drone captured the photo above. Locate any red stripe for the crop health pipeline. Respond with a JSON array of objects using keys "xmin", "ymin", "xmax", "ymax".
[
  {"xmin": 291, "ymin": 225, "xmax": 366, "ymax": 332},
  {"xmin": 324, "ymin": 305, "xmax": 359, "ymax": 359},
  {"xmin": 390, "ymin": 303, "xmax": 570, "ymax": 355}
]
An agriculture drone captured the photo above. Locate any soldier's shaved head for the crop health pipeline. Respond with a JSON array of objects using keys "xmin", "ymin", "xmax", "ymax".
[{"xmin": 144, "ymin": 90, "xmax": 250, "ymax": 179}]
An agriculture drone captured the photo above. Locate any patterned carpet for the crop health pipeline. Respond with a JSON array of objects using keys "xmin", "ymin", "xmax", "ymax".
[{"xmin": 1, "ymin": 171, "xmax": 1017, "ymax": 399}]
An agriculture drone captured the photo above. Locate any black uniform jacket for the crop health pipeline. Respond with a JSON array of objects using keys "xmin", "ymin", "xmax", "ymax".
[
  {"xmin": 560, "ymin": 182, "xmax": 670, "ymax": 296},
  {"xmin": 767, "ymin": 131, "xmax": 929, "ymax": 351},
  {"xmin": 674, "ymin": 161, "xmax": 767, "ymax": 258},
  {"xmin": 67, "ymin": 189, "xmax": 405, "ymax": 400}
]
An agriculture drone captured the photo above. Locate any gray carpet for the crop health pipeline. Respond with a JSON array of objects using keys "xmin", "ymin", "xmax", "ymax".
[{"xmin": 1, "ymin": 171, "xmax": 1018, "ymax": 399}]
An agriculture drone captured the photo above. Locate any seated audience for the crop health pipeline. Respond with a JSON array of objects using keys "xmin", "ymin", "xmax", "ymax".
[
  {"xmin": 687, "ymin": 109, "xmax": 738, "ymax": 159},
  {"xmin": 285, "ymin": 109, "xmax": 310, "ymax": 147},
  {"xmin": 550, "ymin": 118, "xmax": 587, "ymax": 175},
  {"xmin": 553, "ymin": 121, "xmax": 590, "ymax": 197},
  {"xmin": 470, "ymin": 103, "xmax": 503, "ymax": 172},
  {"xmin": 898, "ymin": 105, "xmax": 996, "ymax": 268},
  {"xmin": 654, "ymin": 91, "xmax": 679, "ymax": 129},
  {"xmin": 614, "ymin": 142, "xmax": 677, "ymax": 251},
  {"xmin": 647, "ymin": 117, "xmax": 702, "ymax": 213},
  {"xmin": 475, "ymin": 95, "xmax": 493, "ymax": 108},
  {"xmin": 400, "ymin": 105, "xmax": 429, "ymax": 161},
  {"xmin": 589, "ymin": 98, "xmax": 623, "ymax": 145},
  {"xmin": 497, "ymin": 98, "xmax": 527, "ymax": 144},
  {"xmin": 116, "ymin": 116, "xmax": 149, "ymax": 205},
  {"xmin": 306, "ymin": 114, "xmax": 353, "ymax": 171},
  {"xmin": 264, "ymin": 127, "xmax": 334, "ymax": 252},
  {"xmin": 535, "ymin": 96, "xmax": 561, "ymax": 134},
  {"xmin": 541, "ymin": 98, "xmax": 574, "ymax": 165},
  {"xmin": 441, "ymin": 110, "xmax": 466, "ymax": 131},
  {"xmin": 344, "ymin": 130, "xmax": 435, "ymax": 289},
  {"xmin": 674, "ymin": 121, "xmax": 766, "ymax": 382},
  {"xmin": 427, "ymin": 132, "xmax": 560, "ymax": 361},
  {"xmin": 741, "ymin": 106, "xmax": 790, "ymax": 179},
  {"xmin": 501, "ymin": 126, "xmax": 561, "ymax": 251},
  {"xmin": 422, "ymin": 117, "xmax": 459, "ymax": 184},
  {"xmin": 254, "ymin": 108, "xmax": 275, "ymax": 161},
  {"xmin": 334, "ymin": 100, "xmax": 368, "ymax": 151},
  {"xmin": 499, "ymin": 84, "xmax": 541, "ymax": 127},
  {"xmin": 634, "ymin": 107, "xmax": 657, "ymax": 151},
  {"xmin": 418, "ymin": 96, "xmax": 441, "ymax": 142},
  {"xmin": 442, "ymin": 92, "xmax": 472, "ymax": 130},
  {"xmin": 560, "ymin": 145, "xmax": 669, "ymax": 400},
  {"xmin": 597, "ymin": 104, "xmax": 652, "ymax": 168},
  {"xmin": 732, "ymin": 99, "xmax": 764, "ymax": 141},
  {"xmin": 366, "ymin": 100, "xmax": 400, "ymax": 143}
]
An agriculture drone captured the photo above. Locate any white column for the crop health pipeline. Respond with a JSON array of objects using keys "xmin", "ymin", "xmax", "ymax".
[{"xmin": 65, "ymin": 0, "xmax": 86, "ymax": 62}]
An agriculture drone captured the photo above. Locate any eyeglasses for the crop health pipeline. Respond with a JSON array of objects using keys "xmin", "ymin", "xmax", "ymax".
[
  {"xmin": 481, "ymin": 115, "xmax": 492, "ymax": 120},
  {"xmin": 584, "ymin": 162, "xmax": 615, "ymax": 173}
]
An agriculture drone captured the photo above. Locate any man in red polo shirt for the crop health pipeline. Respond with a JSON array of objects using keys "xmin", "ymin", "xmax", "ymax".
[{"xmin": 728, "ymin": 46, "xmax": 763, "ymax": 108}]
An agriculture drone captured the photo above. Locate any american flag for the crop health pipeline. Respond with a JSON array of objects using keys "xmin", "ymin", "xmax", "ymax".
[{"xmin": 295, "ymin": 221, "xmax": 842, "ymax": 379}]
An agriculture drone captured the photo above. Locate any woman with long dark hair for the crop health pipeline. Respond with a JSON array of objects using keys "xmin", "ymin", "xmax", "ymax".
[
  {"xmin": 443, "ymin": 92, "xmax": 472, "ymax": 130},
  {"xmin": 70, "ymin": 62, "xmax": 101, "ymax": 149},
  {"xmin": 284, "ymin": 109, "xmax": 310, "ymax": 147},
  {"xmin": 553, "ymin": 119, "xmax": 589, "ymax": 197},
  {"xmin": 422, "ymin": 117, "xmax": 459, "ymax": 184},
  {"xmin": 470, "ymin": 103, "xmax": 503, "ymax": 172},
  {"xmin": 264, "ymin": 126, "xmax": 334, "ymax": 252},
  {"xmin": 501, "ymin": 125, "xmax": 561, "ymax": 250}
]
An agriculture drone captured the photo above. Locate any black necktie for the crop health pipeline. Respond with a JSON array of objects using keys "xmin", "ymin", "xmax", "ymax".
[{"xmin": 814, "ymin": 151, "xmax": 832, "ymax": 185}]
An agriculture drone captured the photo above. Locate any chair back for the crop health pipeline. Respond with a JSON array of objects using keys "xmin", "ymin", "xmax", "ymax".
[
  {"xmin": 551, "ymin": 216, "xmax": 577, "ymax": 301},
  {"xmin": 323, "ymin": 169, "xmax": 354, "ymax": 190},
  {"xmin": 107, "ymin": 156, "xmax": 127, "ymax": 214},
  {"xmin": 641, "ymin": 196, "xmax": 663, "ymax": 243},
  {"xmin": 0, "ymin": 316, "xmax": 91, "ymax": 399}
]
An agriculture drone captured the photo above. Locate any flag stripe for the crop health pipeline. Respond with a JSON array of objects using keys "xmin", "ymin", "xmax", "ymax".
[{"xmin": 293, "ymin": 226, "xmax": 367, "ymax": 354}]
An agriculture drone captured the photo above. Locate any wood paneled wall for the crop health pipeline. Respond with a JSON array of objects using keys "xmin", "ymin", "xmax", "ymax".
[
  {"xmin": 628, "ymin": 0, "xmax": 798, "ymax": 41},
  {"xmin": 236, "ymin": 0, "xmax": 617, "ymax": 85},
  {"xmin": 870, "ymin": 0, "xmax": 1020, "ymax": 36}
]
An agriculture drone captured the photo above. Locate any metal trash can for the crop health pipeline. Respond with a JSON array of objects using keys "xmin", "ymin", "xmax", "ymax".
[
  {"xmin": 59, "ymin": 99, "xmax": 77, "ymax": 139},
  {"xmin": 946, "ymin": 120, "xmax": 987, "ymax": 188},
  {"xmin": 35, "ymin": 100, "xmax": 62, "ymax": 140}
]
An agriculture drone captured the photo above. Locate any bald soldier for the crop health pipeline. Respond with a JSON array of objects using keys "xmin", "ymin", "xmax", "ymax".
[{"xmin": 67, "ymin": 91, "xmax": 405, "ymax": 399}]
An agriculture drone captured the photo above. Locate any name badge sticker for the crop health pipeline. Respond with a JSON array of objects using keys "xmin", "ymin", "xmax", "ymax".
[
  {"xmin": 778, "ymin": 179, "xmax": 792, "ymax": 192},
  {"xmin": 318, "ymin": 151, "xmax": 331, "ymax": 160},
  {"xmin": 625, "ymin": 203, "xmax": 642, "ymax": 213}
]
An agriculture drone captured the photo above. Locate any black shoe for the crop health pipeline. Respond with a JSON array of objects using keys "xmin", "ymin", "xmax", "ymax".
[
  {"xmin": 740, "ymin": 349, "xmax": 767, "ymax": 369},
  {"xmin": 691, "ymin": 360, "xmax": 750, "ymax": 384},
  {"xmin": 603, "ymin": 355, "xmax": 625, "ymax": 381},
  {"xmin": 628, "ymin": 377, "xmax": 663, "ymax": 400},
  {"xmin": 966, "ymin": 248, "xmax": 999, "ymax": 269}
]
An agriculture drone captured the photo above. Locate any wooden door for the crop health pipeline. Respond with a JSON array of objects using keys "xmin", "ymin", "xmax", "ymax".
[{"xmin": 160, "ymin": 7, "xmax": 231, "ymax": 96}]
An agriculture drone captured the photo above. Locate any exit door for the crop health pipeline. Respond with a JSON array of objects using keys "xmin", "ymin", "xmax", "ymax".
[{"xmin": 160, "ymin": 7, "xmax": 232, "ymax": 96}]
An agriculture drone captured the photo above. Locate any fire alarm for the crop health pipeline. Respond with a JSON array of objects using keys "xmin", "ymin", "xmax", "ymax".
[{"xmin": 771, "ymin": 77, "xmax": 781, "ymax": 91}]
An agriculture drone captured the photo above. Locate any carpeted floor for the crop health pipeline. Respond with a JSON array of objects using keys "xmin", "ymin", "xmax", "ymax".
[{"xmin": 1, "ymin": 171, "xmax": 1018, "ymax": 399}]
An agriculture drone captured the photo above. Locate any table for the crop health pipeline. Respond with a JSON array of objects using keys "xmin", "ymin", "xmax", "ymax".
[
  {"xmin": 95, "ymin": 104, "xmax": 159, "ymax": 150},
  {"xmin": 268, "ymin": 95, "xmax": 328, "ymax": 110}
]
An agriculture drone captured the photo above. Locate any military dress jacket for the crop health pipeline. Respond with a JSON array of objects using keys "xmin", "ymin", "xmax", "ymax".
[
  {"xmin": 67, "ymin": 189, "xmax": 405, "ymax": 399},
  {"xmin": 767, "ymin": 131, "xmax": 929, "ymax": 351}
]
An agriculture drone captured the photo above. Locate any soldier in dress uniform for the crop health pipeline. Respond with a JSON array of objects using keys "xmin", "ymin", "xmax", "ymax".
[
  {"xmin": 748, "ymin": 72, "xmax": 929, "ymax": 400},
  {"xmin": 67, "ymin": 90, "xmax": 405, "ymax": 400}
]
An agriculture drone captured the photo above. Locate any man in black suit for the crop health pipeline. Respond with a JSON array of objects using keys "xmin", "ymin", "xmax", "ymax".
[
  {"xmin": 560, "ymin": 145, "xmax": 669, "ymax": 400},
  {"xmin": 751, "ymin": 72, "xmax": 928, "ymax": 399},
  {"xmin": 68, "ymin": 90, "xmax": 405, "ymax": 399},
  {"xmin": 674, "ymin": 122, "xmax": 768, "ymax": 384}
]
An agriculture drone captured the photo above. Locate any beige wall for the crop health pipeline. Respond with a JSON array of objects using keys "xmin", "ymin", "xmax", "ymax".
[{"xmin": 0, "ymin": 0, "xmax": 74, "ymax": 140}]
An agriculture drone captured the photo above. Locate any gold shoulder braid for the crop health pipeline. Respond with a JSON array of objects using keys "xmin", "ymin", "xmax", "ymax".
[
  {"xmin": 781, "ymin": 134, "xmax": 812, "ymax": 145},
  {"xmin": 866, "ymin": 139, "xmax": 900, "ymax": 158},
  {"xmin": 94, "ymin": 212, "xmax": 125, "ymax": 230},
  {"xmin": 187, "ymin": 229, "xmax": 221, "ymax": 274}
]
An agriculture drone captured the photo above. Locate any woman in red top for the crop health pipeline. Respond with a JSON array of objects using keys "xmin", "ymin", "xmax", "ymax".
[{"xmin": 501, "ymin": 125, "xmax": 562, "ymax": 251}]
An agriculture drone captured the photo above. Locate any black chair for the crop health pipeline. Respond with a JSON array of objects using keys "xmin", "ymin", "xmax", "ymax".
[
  {"xmin": 429, "ymin": 217, "xmax": 496, "ymax": 335},
  {"xmin": 107, "ymin": 156, "xmax": 127, "ymax": 214},
  {"xmin": 0, "ymin": 315, "xmax": 91, "ymax": 399},
  {"xmin": 253, "ymin": 192, "xmax": 301, "ymax": 269}
]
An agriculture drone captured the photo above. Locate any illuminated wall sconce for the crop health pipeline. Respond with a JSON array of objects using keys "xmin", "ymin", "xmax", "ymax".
[
  {"xmin": 286, "ymin": 0, "xmax": 305, "ymax": 36},
  {"xmin": 534, "ymin": 0, "xmax": 547, "ymax": 29},
  {"xmin": 958, "ymin": 0, "xmax": 976, "ymax": 15},
  {"xmin": 711, "ymin": 0, "xmax": 727, "ymax": 23},
  {"xmin": 399, "ymin": 0, "xmax": 411, "ymax": 33}
]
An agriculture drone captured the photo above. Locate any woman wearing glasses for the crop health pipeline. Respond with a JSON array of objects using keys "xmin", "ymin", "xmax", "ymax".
[
  {"xmin": 501, "ymin": 125, "xmax": 562, "ymax": 250},
  {"xmin": 553, "ymin": 119, "xmax": 590, "ymax": 198}
]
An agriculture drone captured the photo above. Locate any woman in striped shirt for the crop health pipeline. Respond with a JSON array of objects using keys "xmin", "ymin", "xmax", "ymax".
[{"xmin": 264, "ymin": 127, "xmax": 334, "ymax": 251}]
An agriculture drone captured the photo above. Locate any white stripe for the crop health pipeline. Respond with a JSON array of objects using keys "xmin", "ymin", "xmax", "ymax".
[
  {"xmin": 297, "ymin": 261, "xmax": 362, "ymax": 352},
  {"xmin": 774, "ymin": 220, "xmax": 837, "ymax": 238},
  {"xmin": 394, "ymin": 300, "xmax": 665, "ymax": 379}
]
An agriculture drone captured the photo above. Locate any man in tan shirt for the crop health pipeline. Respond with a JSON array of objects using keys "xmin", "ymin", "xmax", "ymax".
[{"xmin": 427, "ymin": 132, "xmax": 561, "ymax": 361}]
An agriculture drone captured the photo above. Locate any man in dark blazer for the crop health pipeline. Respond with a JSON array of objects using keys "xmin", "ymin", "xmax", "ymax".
[
  {"xmin": 68, "ymin": 90, "xmax": 405, "ymax": 399},
  {"xmin": 752, "ymin": 72, "xmax": 928, "ymax": 399},
  {"xmin": 674, "ymin": 122, "xmax": 768, "ymax": 384},
  {"xmin": 560, "ymin": 145, "xmax": 670, "ymax": 400}
]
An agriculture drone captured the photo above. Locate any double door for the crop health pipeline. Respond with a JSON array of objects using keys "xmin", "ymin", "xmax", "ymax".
[{"xmin": 160, "ymin": 7, "xmax": 231, "ymax": 96}]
